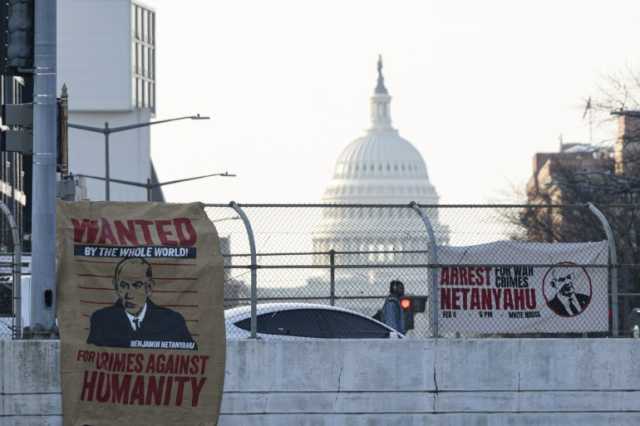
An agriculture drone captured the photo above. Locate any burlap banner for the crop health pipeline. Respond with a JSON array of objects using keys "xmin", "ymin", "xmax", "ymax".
[{"xmin": 57, "ymin": 201, "xmax": 225, "ymax": 426}]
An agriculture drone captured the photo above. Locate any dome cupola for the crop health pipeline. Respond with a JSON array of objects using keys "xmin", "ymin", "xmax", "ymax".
[
  {"xmin": 322, "ymin": 56, "xmax": 439, "ymax": 204},
  {"xmin": 312, "ymin": 57, "xmax": 449, "ymax": 304}
]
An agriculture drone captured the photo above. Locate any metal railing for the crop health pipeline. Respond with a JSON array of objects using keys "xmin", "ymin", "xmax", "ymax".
[
  {"xmin": 209, "ymin": 203, "xmax": 634, "ymax": 339},
  {"xmin": 4, "ymin": 202, "xmax": 639, "ymax": 340}
]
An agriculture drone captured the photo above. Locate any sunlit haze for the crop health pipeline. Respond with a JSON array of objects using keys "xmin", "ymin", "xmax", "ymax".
[{"xmin": 145, "ymin": 0, "xmax": 640, "ymax": 204}]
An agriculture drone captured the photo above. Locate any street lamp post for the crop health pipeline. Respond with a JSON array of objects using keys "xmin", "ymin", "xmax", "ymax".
[
  {"xmin": 68, "ymin": 115, "xmax": 210, "ymax": 200},
  {"xmin": 74, "ymin": 172, "xmax": 236, "ymax": 201}
]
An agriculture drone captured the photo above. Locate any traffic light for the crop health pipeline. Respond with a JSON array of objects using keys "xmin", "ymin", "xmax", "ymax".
[
  {"xmin": 400, "ymin": 296, "xmax": 415, "ymax": 331},
  {"xmin": 0, "ymin": 276, "xmax": 11, "ymax": 316},
  {"xmin": 1, "ymin": 86, "xmax": 67, "ymax": 160},
  {"xmin": 400, "ymin": 295, "xmax": 428, "ymax": 331},
  {"xmin": 1, "ymin": 101, "xmax": 32, "ymax": 153},
  {"xmin": 0, "ymin": 0, "xmax": 34, "ymax": 74}
]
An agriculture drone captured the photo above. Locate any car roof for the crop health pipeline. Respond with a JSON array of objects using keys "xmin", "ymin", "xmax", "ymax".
[
  {"xmin": 225, "ymin": 302, "xmax": 365, "ymax": 319},
  {"xmin": 224, "ymin": 302, "xmax": 402, "ymax": 335}
]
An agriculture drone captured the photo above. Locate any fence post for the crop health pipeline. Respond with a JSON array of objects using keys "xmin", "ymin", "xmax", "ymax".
[
  {"xmin": 409, "ymin": 202, "xmax": 439, "ymax": 337},
  {"xmin": 229, "ymin": 202, "xmax": 258, "ymax": 339},
  {"xmin": 0, "ymin": 202, "xmax": 21, "ymax": 339},
  {"xmin": 329, "ymin": 250, "xmax": 335, "ymax": 306},
  {"xmin": 587, "ymin": 202, "xmax": 619, "ymax": 337}
]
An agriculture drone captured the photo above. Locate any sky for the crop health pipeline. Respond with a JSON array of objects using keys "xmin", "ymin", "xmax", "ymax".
[{"xmin": 144, "ymin": 0, "xmax": 640, "ymax": 205}]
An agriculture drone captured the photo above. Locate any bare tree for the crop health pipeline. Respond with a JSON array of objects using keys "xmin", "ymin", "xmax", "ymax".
[{"xmin": 594, "ymin": 66, "xmax": 640, "ymax": 113}]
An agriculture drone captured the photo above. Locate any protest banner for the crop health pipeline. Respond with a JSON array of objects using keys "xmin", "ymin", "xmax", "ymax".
[
  {"xmin": 438, "ymin": 240, "xmax": 609, "ymax": 334},
  {"xmin": 57, "ymin": 201, "xmax": 225, "ymax": 425}
]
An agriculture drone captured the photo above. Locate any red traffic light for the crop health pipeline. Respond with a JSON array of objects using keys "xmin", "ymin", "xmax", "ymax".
[{"xmin": 400, "ymin": 297, "xmax": 412, "ymax": 310}]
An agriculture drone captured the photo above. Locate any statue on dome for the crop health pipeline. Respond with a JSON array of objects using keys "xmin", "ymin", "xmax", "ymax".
[{"xmin": 375, "ymin": 55, "xmax": 388, "ymax": 95}]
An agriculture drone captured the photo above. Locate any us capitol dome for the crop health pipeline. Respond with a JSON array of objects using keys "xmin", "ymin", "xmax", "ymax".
[{"xmin": 312, "ymin": 57, "xmax": 449, "ymax": 261}]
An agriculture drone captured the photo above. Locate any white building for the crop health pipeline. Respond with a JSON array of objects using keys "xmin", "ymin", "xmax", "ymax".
[
  {"xmin": 310, "ymin": 58, "xmax": 448, "ymax": 327},
  {"xmin": 57, "ymin": 0, "xmax": 159, "ymax": 201},
  {"xmin": 313, "ymin": 57, "xmax": 448, "ymax": 255}
]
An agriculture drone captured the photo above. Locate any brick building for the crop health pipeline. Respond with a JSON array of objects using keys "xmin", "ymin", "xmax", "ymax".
[
  {"xmin": 525, "ymin": 111, "xmax": 640, "ymax": 333},
  {"xmin": 528, "ymin": 111, "xmax": 640, "ymax": 205}
]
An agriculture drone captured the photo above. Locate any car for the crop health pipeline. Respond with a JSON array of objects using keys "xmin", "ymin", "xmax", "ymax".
[{"xmin": 224, "ymin": 303, "xmax": 405, "ymax": 340}]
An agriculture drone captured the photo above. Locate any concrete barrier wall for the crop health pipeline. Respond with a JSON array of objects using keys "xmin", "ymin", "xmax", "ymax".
[{"xmin": 2, "ymin": 339, "xmax": 640, "ymax": 425}]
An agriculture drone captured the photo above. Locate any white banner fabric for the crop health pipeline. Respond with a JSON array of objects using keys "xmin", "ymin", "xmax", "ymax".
[{"xmin": 437, "ymin": 240, "xmax": 609, "ymax": 334}]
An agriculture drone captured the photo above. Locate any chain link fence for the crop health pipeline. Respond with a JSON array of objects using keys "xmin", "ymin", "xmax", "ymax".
[
  {"xmin": 618, "ymin": 264, "xmax": 640, "ymax": 337},
  {"xmin": 2, "ymin": 203, "xmax": 638, "ymax": 340},
  {"xmin": 0, "ymin": 254, "xmax": 25, "ymax": 340},
  {"xmin": 208, "ymin": 203, "xmax": 637, "ymax": 339},
  {"xmin": 0, "ymin": 199, "xmax": 22, "ymax": 340},
  {"xmin": 0, "ymin": 256, "xmax": 15, "ymax": 338}
]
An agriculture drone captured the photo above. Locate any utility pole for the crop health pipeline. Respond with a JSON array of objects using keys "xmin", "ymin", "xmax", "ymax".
[{"xmin": 30, "ymin": 0, "xmax": 56, "ymax": 332}]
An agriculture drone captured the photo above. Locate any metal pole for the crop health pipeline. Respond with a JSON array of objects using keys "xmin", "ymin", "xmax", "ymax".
[
  {"xmin": 409, "ymin": 202, "xmax": 440, "ymax": 338},
  {"xmin": 587, "ymin": 202, "xmax": 619, "ymax": 337},
  {"xmin": 0, "ymin": 201, "xmax": 21, "ymax": 339},
  {"xmin": 147, "ymin": 178, "xmax": 152, "ymax": 202},
  {"xmin": 30, "ymin": 0, "xmax": 57, "ymax": 332},
  {"xmin": 104, "ymin": 122, "xmax": 110, "ymax": 201},
  {"xmin": 230, "ymin": 202, "xmax": 258, "ymax": 338},
  {"xmin": 329, "ymin": 249, "xmax": 335, "ymax": 306}
]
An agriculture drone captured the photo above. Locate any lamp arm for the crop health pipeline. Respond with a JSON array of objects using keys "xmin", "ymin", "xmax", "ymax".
[
  {"xmin": 68, "ymin": 123, "xmax": 105, "ymax": 133},
  {"xmin": 109, "ymin": 116, "xmax": 208, "ymax": 134},
  {"xmin": 150, "ymin": 172, "xmax": 235, "ymax": 188},
  {"xmin": 74, "ymin": 174, "xmax": 149, "ymax": 188}
]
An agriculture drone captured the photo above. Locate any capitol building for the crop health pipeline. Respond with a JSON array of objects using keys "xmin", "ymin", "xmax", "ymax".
[{"xmin": 310, "ymin": 58, "xmax": 448, "ymax": 303}]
